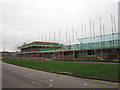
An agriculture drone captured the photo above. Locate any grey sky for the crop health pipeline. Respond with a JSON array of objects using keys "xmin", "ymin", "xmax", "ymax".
[{"xmin": 0, "ymin": 0, "xmax": 119, "ymax": 51}]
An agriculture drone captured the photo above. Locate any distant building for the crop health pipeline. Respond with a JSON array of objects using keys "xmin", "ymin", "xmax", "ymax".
[{"xmin": 0, "ymin": 51, "xmax": 15, "ymax": 57}]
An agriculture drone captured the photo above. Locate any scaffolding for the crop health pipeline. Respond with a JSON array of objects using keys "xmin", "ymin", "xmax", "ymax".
[
  {"xmin": 17, "ymin": 33, "xmax": 120, "ymax": 60},
  {"xmin": 18, "ymin": 41, "xmax": 63, "ymax": 49},
  {"xmin": 79, "ymin": 33, "xmax": 120, "ymax": 50}
]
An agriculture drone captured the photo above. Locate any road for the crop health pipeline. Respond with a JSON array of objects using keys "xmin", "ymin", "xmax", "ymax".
[{"xmin": 2, "ymin": 61, "xmax": 119, "ymax": 88}]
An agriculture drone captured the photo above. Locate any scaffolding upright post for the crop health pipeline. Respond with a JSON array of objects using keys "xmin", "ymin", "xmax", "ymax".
[
  {"xmin": 56, "ymin": 31, "xmax": 58, "ymax": 59},
  {"xmin": 65, "ymin": 28, "xmax": 68, "ymax": 60},
  {"xmin": 41, "ymin": 35, "xmax": 44, "ymax": 59},
  {"xmin": 72, "ymin": 27, "xmax": 75, "ymax": 60},
  {"xmin": 54, "ymin": 30, "xmax": 55, "ymax": 60},
  {"xmin": 99, "ymin": 17, "xmax": 103, "ymax": 60},
  {"xmin": 82, "ymin": 23, "xmax": 85, "ymax": 60},
  {"xmin": 90, "ymin": 20, "xmax": 93, "ymax": 60},
  {"xmin": 84, "ymin": 24, "xmax": 87, "ymax": 60},
  {"xmin": 63, "ymin": 35, "xmax": 65, "ymax": 60},
  {"xmin": 93, "ymin": 21, "xmax": 96, "ymax": 60},
  {"xmin": 75, "ymin": 30, "xmax": 78, "ymax": 60},
  {"xmin": 49, "ymin": 32, "xmax": 51, "ymax": 59},
  {"xmin": 111, "ymin": 15, "xmax": 114, "ymax": 60},
  {"xmin": 69, "ymin": 35, "xmax": 71, "ymax": 59},
  {"xmin": 111, "ymin": 15, "xmax": 117, "ymax": 60},
  {"xmin": 113, "ymin": 16, "xmax": 117, "ymax": 60},
  {"xmin": 45, "ymin": 35, "xmax": 47, "ymax": 59},
  {"xmin": 59, "ymin": 29, "xmax": 61, "ymax": 60},
  {"xmin": 66, "ymin": 28, "xmax": 68, "ymax": 45},
  {"xmin": 81, "ymin": 23, "xmax": 83, "ymax": 60}
]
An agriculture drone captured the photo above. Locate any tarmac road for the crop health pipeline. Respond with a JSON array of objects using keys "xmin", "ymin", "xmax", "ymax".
[{"xmin": 1, "ymin": 61, "xmax": 119, "ymax": 88}]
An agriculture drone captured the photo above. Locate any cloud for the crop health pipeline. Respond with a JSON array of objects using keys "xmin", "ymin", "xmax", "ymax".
[{"xmin": 0, "ymin": 0, "xmax": 118, "ymax": 51}]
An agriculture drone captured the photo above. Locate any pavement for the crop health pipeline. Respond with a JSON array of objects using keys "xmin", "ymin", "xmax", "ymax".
[{"xmin": 1, "ymin": 61, "xmax": 119, "ymax": 88}]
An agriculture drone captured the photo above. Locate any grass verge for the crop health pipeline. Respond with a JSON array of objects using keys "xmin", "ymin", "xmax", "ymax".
[{"xmin": 2, "ymin": 58, "xmax": 119, "ymax": 81}]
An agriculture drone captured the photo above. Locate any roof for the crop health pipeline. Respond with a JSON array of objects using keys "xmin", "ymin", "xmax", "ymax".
[
  {"xmin": 33, "ymin": 41, "xmax": 59, "ymax": 44},
  {"xmin": 19, "ymin": 45, "xmax": 62, "ymax": 49}
]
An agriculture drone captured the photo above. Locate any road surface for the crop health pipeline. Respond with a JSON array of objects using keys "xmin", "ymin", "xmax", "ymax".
[{"xmin": 2, "ymin": 61, "xmax": 119, "ymax": 88}]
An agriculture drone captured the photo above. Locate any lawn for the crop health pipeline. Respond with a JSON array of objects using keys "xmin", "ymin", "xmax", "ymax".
[{"xmin": 2, "ymin": 58, "xmax": 119, "ymax": 81}]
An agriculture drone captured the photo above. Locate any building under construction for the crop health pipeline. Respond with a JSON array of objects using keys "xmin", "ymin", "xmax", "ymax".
[{"xmin": 17, "ymin": 33, "xmax": 120, "ymax": 61}]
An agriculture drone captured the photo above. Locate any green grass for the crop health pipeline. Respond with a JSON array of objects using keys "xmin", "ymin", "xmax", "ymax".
[{"xmin": 2, "ymin": 58, "xmax": 119, "ymax": 81}]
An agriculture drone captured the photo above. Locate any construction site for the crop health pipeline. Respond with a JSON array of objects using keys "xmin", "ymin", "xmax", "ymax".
[
  {"xmin": 17, "ymin": 33, "xmax": 120, "ymax": 61},
  {"xmin": 16, "ymin": 14, "xmax": 120, "ymax": 61}
]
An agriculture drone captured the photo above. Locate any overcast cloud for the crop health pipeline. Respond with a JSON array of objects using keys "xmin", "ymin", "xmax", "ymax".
[{"xmin": 0, "ymin": 0, "xmax": 119, "ymax": 51}]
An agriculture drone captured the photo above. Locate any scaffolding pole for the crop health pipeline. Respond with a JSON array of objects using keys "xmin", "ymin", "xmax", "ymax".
[
  {"xmin": 92, "ymin": 21, "xmax": 96, "ymax": 60},
  {"xmin": 72, "ymin": 27, "xmax": 75, "ymax": 60},
  {"xmin": 99, "ymin": 17, "xmax": 103, "ymax": 60}
]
